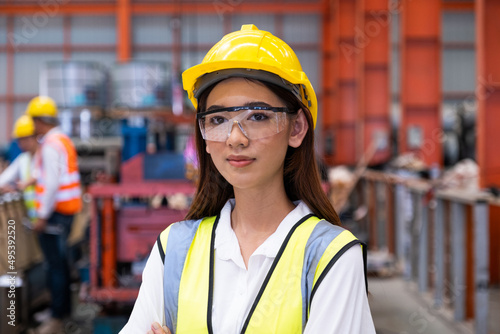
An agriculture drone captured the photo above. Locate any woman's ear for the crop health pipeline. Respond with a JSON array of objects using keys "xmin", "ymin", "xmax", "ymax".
[{"xmin": 289, "ymin": 109, "xmax": 309, "ymax": 148}]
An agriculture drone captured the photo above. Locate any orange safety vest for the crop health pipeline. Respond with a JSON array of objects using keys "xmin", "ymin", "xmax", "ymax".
[{"xmin": 35, "ymin": 131, "xmax": 82, "ymax": 215}]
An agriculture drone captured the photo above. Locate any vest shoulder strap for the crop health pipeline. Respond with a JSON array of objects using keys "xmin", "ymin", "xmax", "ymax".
[{"xmin": 162, "ymin": 216, "xmax": 217, "ymax": 334}]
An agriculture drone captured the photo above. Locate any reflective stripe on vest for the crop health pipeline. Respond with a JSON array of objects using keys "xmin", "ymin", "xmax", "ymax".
[
  {"xmin": 159, "ymin": 215, "xmax": 366, "ymax": 334},
  {"xmin": 20, "ymin": 153, "xmax": 36, "ymax": 221},
  {"xmin": 35, "ymin": 132, "xmax": 82, "ymax": 215},
  {"xmin": 24, "ymin": 186, "xmax": 37, "ymax": 221}
]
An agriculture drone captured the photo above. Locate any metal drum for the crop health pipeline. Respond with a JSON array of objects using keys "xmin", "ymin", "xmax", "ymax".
[{"xmin": 111, "ymin": 61, "xmax": 172, "ymax": 110}]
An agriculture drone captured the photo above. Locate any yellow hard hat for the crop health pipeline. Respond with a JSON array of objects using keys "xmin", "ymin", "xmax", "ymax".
[
  {"xmin": 12, "ymin": 115, "xmax": 35, "ymax": 138},
  {"xmin": 182, "ymin": 24, "xmax": 318, "ymax": 128},
  {"xmin": 25, "ymin": 96, "xmax": 58, "ymax": 118}
]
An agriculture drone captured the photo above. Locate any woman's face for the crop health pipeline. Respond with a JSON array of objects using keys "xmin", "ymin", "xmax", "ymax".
[{"xmin": 204, "ymin": 77, "xmax": 294, "ymax": 192}]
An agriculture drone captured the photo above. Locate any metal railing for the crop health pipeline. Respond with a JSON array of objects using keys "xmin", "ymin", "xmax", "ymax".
[{"xmin": 354, "ymin": 170, "xmax": 498, "ymax": 334}]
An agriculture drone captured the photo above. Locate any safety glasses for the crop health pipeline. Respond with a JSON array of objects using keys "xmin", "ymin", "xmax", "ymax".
[{"xmin": 197, "ymin": 106, "xmax": 291, "ymax": 142}]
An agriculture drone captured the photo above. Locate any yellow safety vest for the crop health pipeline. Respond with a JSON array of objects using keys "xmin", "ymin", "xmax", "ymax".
[{"xmin": 158, "ymin": 214, "xmax": 367, "ymax": 334}]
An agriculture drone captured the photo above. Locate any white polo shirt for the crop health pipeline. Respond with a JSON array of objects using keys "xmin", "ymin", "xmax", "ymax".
[{"xmin": 121, "ymin": 200, "xmax": 375, "ymax": 334}]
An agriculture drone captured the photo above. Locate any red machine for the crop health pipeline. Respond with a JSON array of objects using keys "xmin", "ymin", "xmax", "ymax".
[{"xmin": 88, "ymin": 149, "xmax": 196, "ymax": 303}]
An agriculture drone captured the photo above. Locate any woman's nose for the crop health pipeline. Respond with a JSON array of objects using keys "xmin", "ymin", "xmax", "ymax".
[{"xmin": 226, "ymin": 121, "xmax": 249, "ymax": 147}]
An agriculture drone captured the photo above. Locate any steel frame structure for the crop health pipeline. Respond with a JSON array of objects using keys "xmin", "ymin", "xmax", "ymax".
[{"xmin": 0, "ymin": 0, "xmax": 322, "ymax": 142}]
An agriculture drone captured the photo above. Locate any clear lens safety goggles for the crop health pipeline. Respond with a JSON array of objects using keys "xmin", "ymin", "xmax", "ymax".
[{"xmin": 197, "ymin": 106, "xmax": 291, "ymax": 142}]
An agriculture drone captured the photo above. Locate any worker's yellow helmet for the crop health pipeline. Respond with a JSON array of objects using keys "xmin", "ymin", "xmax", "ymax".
[
  {"xmin": 25, "ymin": 96, "xmax": 58, "ymax": 118},
  {"xmin": 182, "ymin": 24, "xmax": 318, "ymax": 128},
  {"xmin": 12, "ymin": 115, "xmax": 35, "ymax": 139}
]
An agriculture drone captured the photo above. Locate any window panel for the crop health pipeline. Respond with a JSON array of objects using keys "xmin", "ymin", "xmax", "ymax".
[
  {"xmin": 0, "ymin": 53, "xmax": 6, "ymax": 94},
  {"xmin": 295, "ymin": 50, "xmax": 319, "ymax": 94},
  {"xmin": 283, "ymin": 14, "xmax": 319, "ymax": 44},
  {"xmin": 181, "ymin": 51, "xmax": 208, "ymax": 73},
  {"xmin": 133, "ymin": 15, "xmax": 173, "ymax": 45},
  {"xmin": 0, "ymin": 17, "xmax": 6, "ymax": 45},
  {"xmin": 0, "ymin": 103, "xmax": 7, "ymax": 146},
  {"xmin": 181, "ymin": 15, "xmax": 223, "ymax": 45},
  {"xmin": 390, "ymin": 12, "xmax": 400, "ymax": 44},
  {"xmin": 71, "ymin": 16, "xmax": 116, "ymax": 45},
  {"xmin": 442, "ymin": 12, "xmax": 475, "ymax": 43},
  {"xmin": 14, "ymin": 52, "xmax": 63, "ymax": 95},
  {"xmin": 231, "ymin": 15, "xmax": 275, "ymax": 34},
  {"xmin": 133, "ymin": 51, "xmax": 173, "ymax": 64},
  {"xmin": 13, "ymin": 102, "xmax": 26, "ymax": 121},
  {"xmin": 392, "ymin": 46, "xmax": 400, "ymax": 94},
  {"xmin": 13, "ymin": 15, "xmax": 63, "ymax": 45},
  {"xmin": 443, "ymin": 49, "xmax": 475, "ymax": 93}
]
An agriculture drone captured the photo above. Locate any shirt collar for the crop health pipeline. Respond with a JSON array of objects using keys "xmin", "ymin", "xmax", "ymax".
[{"xmin": 214, "ymin": 199, "xmax": 313, "ymax": 263}]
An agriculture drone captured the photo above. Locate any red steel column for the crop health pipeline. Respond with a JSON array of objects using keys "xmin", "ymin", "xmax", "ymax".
[
  {"xmin": 477, "ymin": 0, "xmax": 500, "ymax": 286},
  {"xmin": 322, "ymin": 0, "xmax": 339, "ymax": 165},
  {"xmin": 336, "ymin": 0, "xmax": 359, "ymax": 165},
  {"xmin": 477, "ymin": 0, "xmax": 500, "ymax": 188},
  {"xmin": 117, "ymin": 0, "xmax": 131, "ymax": 62},
  {"xmin": 400, "ymin": 0, "xmax": 442, "ymax": 166},
  {"xmin": 361, "ymin": 0, "xmax": 391, "ymax": 165}
]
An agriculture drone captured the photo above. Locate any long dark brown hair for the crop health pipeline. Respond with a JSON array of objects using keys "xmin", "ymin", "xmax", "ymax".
[{"xmin": 185, "ymin": 79, "xmax": 340, "ymax": 225}]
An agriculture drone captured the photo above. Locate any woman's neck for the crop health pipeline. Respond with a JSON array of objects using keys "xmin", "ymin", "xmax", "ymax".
[{"xmin": 230, "ymin": 184, "xmax": 296, "ymax": 267}]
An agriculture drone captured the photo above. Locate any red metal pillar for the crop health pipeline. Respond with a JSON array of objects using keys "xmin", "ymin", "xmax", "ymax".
[
  {"xmin": 101, "ymin": 198, "xmax": 116, "ymax": 287},
  {"xmin": 400, "ymin": 0, "xmax": 442, "ymax": 167},
  {"xmin": 361, "ymin": 0, "xmax": 391, "ymax": 165},
  {"xmin": 322, "ymin": 0, "xmax": 339, "ymax": 165},
  {"xmin": 117, "ymin": 0, "xmax": 131, "ymax": 62},
  {"xmin": 335, "ymin": 0, "xmax": 359, "ymax": 165},
  {"xmin": 477, "ymin": 0, "xmax": 500, "ymax": 188},
  {"xmin": 477, "ymin": 0, "xmax": 500, "ymax": 286}
]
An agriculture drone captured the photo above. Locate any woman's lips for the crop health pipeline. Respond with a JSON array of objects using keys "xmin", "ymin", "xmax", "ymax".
[{"xmin": 227, "ymin": 155, "xmax": 255, "ymax": 168}]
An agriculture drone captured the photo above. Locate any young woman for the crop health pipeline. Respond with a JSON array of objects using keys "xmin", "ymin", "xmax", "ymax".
[{"xmin": 121, "ymin": 24, "xmax": 375, "ymax": 334}]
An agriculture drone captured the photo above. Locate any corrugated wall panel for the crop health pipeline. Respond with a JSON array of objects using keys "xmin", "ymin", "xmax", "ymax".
[
  {"xmin": 181, "ymin": 15, "xmax": 223, "ymax": 45},
  {"xmin": 133, "ymin": 15, "xmax": 172, "ymax": 45},
  {"xmin": 0, "ymin": 17, "xmax": 6, "ymax": 44},
  {"xmin": 0, "ymin": 53, "xmax": 6, "ymax": 94},
  {"xmin": 71, "ymin": 16, "xmax": 116, "ymax": 44},
  {"xmin": 283, "ymin": 14, "xmax": 319, "ymax": 43},
  {"xmin": 442, "ymin": 12, "xmax": 475, "ymax": 42},
  {"xmin": 13, "ymin": 16, "xmax": 63, "ymax": 45},
  {"xmin": 14, "ymin": 52, "xmax": 62, "ymax": 95},
  {"xmin": 231, "ymin": 14, "xmax": 275, "ymax": 33},
  {"xmin": 443, "ymin": 49, "xmax": 475, "ymax": 92}
]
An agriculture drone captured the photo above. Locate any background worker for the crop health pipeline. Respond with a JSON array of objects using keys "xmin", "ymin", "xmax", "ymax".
[
  {"xmin": 26, "ymin": 96, "xmax": 82, "ymax": 334},
  {"xmin": 0, "ymin": 115, "xmax": 38, "ymax": 220}
]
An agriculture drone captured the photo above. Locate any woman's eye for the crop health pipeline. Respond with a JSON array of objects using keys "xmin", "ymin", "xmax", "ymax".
[
  {"xmin": 249, "ymin": 113, "xmax": 269, "ymax": 121},
  {"xmin": 209, "ymin": 116, "xmax": 227, "ymax": 125}
]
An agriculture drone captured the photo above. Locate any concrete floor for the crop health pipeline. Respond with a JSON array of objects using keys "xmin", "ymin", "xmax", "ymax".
[{"xmin": 369, "ymin": 276, "xmax": 499, "ymax": 334}]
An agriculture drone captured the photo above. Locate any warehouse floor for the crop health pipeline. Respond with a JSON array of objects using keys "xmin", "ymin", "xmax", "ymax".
[{"xmin": 369, "ymin": 276, "xmax": 500, "ymax": 334}]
